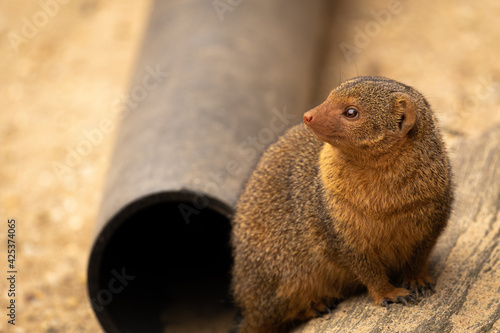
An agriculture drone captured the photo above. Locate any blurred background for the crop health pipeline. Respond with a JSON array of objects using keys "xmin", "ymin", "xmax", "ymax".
[{"xmin": 1, "ymin": 0, "xmax": 500, "ymax": 332}]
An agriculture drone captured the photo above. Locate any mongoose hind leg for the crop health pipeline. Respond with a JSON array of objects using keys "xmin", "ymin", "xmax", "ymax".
[
  {"xmin": 294, "ymin": 297, "xmax": 341, "ymax": 321},
  {"xmin": 312, "ymin": 298, "xmax": 341, "ymax": 318},
  {"xmin": 275, "ymin": 263, "xmax": 355, "ymax": 322}
]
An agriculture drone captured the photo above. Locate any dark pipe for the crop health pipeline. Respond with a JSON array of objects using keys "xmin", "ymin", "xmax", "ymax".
[{"xmin": 87, "ymin": 0, "xmax": 330, "ymax": 332}]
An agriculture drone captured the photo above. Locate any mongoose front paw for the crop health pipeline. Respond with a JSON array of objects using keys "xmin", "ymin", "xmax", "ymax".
[
  {"xmin": 403, "ymin": 275, "xmax": 435, "ymax": 299},
  {"xmin": 314, "ymin": 298, "xmax": 341, "ymax": 317},
  {"xmin": 374, "ymin": 287, "xmax": 416, "ymax": 308},
  {"xmin": 404, "ymin": 280, "xmax": 435, "ymax": 299},
  {"xmin": 381, "ymin": 295, "xmax": 417, "ymax": 309}
]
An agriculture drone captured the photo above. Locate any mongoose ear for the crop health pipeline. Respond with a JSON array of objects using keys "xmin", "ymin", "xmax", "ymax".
[{"xmin": 392, "ymin": 93, "xmax": 416, "ymax": 137}]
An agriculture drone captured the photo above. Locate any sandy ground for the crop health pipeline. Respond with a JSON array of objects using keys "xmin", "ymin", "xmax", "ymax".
[
  {"xmin": 1, "ymin": 0, "xmax": 500, "ymax": 332},
  {"xmin": 0, "ymin": 1, "xmax": 151, "ymax": 332}
]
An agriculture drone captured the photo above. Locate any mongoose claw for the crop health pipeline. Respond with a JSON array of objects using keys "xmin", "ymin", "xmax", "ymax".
[
  {"xmin": 406, "ymin": 294, "xmax": 417, "ymax": 303},
  {"xmin": 425, "ymin": 282, "xmax": 436, "ymax": 293},
  {"xmin": 326, "ymin": 298, "xmax": 340, "ymax": 310},
  {"xmin": 403, "ymin": 277, "xmax": 436, "ymax": 299},
  {"xmin": 424, "ymin": 282, "xmax": 435, "ymax": 296},
  {"xmin": 395, "ymin": 294, "xmax": 415, "ymax": 305},
  {"xmin": 381, "ymin": 294, "xmax": 415, "ymax": 309},
  {"xmin": 314, "ymin": 307, "xmax": 332, "ymax": 317},
  {"xmin": 409, "ymin": 283, "xmax": 434, "ymax": 298},
  {"xmin": 314, "ymin": 297, "xmax": 341, "ymax": 317},
  {"xmin": 396, "ymin": 296, "xmax": 408, "ymax": 306},
  {"xmin": 408, "ymin": 284, "xmax": 428, "ymax": 299},
  {"xmin": 412, "ymin": 285, "xmax": 420, "ymax": 298}
]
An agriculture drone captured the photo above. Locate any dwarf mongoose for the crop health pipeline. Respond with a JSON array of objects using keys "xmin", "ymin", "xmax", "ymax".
[{"xmin": 230, "ymin": 76, "xmax": 454, "ymax": 333}]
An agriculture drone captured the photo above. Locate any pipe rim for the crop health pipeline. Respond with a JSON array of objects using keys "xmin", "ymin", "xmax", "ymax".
[{"xmin": 87, "ymin": 190, "xmax": 234, "ymax": 332}]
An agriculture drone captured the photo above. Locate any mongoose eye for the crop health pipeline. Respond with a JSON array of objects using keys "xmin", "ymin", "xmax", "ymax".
[{"xmin": 344, "ymin": 108, "xmax": 359, "ymax": 119}]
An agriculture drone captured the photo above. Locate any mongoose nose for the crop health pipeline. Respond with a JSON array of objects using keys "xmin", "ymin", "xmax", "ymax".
[{"xmin": 303, "ymin": 113, "xmax": 313, "ymax": 124}]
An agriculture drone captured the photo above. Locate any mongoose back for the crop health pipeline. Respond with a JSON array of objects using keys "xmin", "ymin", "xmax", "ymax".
[{"xmin": 231, "ymin": 76, "xmax": 454, "ymax": 333}]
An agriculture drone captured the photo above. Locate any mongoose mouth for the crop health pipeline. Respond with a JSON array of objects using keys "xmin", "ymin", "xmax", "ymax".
[{"xmin": 305, "ymin": 125, "xmax": 346, "ymax": 145}]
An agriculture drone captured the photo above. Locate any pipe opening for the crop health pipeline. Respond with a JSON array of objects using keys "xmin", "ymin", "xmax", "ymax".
[{"xmin": 94, "ymin": 200, "xmax": 236, "ymax": 333}]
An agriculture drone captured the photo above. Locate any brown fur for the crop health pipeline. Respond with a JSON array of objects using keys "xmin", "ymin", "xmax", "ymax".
[{"xmin": 231, "ymin": 76, "xmax": 453, "ymax": 332}]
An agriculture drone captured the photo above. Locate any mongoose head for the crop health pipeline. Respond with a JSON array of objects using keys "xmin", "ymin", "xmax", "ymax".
[{"xmin": 304, "ymin": 76, "xmax": 431, "ymax": 156}]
